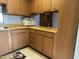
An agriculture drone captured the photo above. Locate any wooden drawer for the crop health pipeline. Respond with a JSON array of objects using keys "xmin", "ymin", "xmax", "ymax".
[
  {"xmin": 12, "ymin": 29, "xmax": 27, "ymax": 33},
  {"xmin": 36, "ymin": 30, "xmax": 46, "ymax": 35},
  {"xmin": 0, "ymin": 31, "xmax": 8, "ymax": 34},
  {"xmin": 12, "ymin": 32, "xmax": 27, "ymax": 39},
  {"xmin": 0, "ymin": 37, "xmax": 9, "ymax": 40},
  {"xmin": 46, "ymin": 32, "xmax": 54, "ymax": 38},
  {"xmin": 0, "ymin": 31, "xmax": 8, "ymax": 37}
]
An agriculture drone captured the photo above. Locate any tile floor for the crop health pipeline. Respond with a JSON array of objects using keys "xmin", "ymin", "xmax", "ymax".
[{"xmin": 0, "ymin": 47, "xmax": 49, "ymax": 59}]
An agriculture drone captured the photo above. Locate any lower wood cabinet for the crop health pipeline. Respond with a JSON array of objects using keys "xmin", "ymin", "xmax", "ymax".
[
  {"xmin": 29, "ymin": 29, "xmax": 54, "ymax": 58},
  {"xmin": 42, "ymin": 37, "xmax": 53, "ymax": 58},
  {"xmin": 0, "ymin": 31, "xmax": 10, "ymax": 56},
  {"xmin": 11, "ymin": 29, "xmax": 28, "ymax": 50},
  {"xmin": 35, "ymin": 35, "xmax": 43, "ymax": 52},
  {"xmin": 0, "ymin": 28, "xmax": 28, "ymax": 56},
  {"xmin": 29, "ymin": 38, "xmax": 35, "ymax": 48},
  {"xmin": 29, "ymin": 32, "xmax": 36, "ymax": 48}
]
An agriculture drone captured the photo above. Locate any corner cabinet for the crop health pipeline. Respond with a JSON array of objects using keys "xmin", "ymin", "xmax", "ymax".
[
  {"xmin": 29, "ymin": 29, "xmax": 54, "ymax": 58},
  {"xmin": 6, "ymin": 0, "xmax": 30, "ymax": 16},
  {"xmin": 0, "ymin": 0, "xmax": 6, "ymax": 4},
  {"xmin": 51, "ymin": 0, "xmax": 61, "ymax": 11},
  {"xmin": 43, "ymin": 0, "xmax": 52, "ymax": 12},
  {"xmin": 31, "ymin": 0, "xmax": 52, "ymax": 13},
  {"xmin": 0, "ymin": 31, "xmax": 10, "ymax": 56},
  {"xmin": 31, "ymin": 0, "xmax": 43, "ymax": 13}
]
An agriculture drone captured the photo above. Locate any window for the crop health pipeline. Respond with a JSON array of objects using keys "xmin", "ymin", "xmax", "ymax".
[
  {"xmin": 0, "ymin": 5, "xmax": 4, "ymax": 24},
  {"xmin": 0, "ymin": 13, "xmax": 3, "ymax": 23}
]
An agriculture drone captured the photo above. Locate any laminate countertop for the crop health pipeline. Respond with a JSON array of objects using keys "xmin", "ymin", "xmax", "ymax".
[
  {"xmin": 0, "ymin": 26, "xmax": 28, "ymax": 31},
  {"xmin": 0, "ymin": 25, "xmax": 57, "ymax": 33},
  {"xmin": 29, "ymin": 26, "xmax": 57, "ymax": 33}
]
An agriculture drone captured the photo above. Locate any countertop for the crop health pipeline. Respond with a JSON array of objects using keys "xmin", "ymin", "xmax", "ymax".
[
  {"xmin": 29, "ymin": 26, "xmax": 57, "ymax": 33},
  {"xmin": 0, "ymin": 26, "xmax": 28, "ymax": 31},
  {"xmin": 0, "ymin": 24, "xmax": 57, "ymax": 33}
]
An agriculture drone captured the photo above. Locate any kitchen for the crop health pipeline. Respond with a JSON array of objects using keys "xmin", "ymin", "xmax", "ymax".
[{"xmin": 0, "ymin": 0, "xmax": 79, "ymax": 59}]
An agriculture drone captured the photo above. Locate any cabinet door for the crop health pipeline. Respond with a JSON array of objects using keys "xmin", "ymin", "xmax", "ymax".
[
  {"xmin": 37, "ymin": 0, "xmax": 43, "ymax": 13},
  {"xmin": 20, "ymin": 0, "xmax": 30, "ymax": 16},
  {"xmin": 29, "ymin": 33, "xmax": 35, "ymax": 48},
  {"xmin": 7, "ymin": 0, "xmax": 20, "ymax": 15},
  {"xmin": 43, "ymin": 0, "xmax": 52, "ymax": 12},
  {"xmin": 0, "ymin": 31, "xmax": 10, "ymax": 55},
  {"xmin": 35, "ymin": 35, "xmax": 42, "ymax": 52},
  {"xmin": 52, "ymin": 0, "xmax": 61, "ymax": 11},
  {"xmin": 31, "ymin": 0, "xmax": 43, "ymax": 13},
  {"xmin": 42, "ymin": 37, "xmax": 53, "ymax": 58},
  {"xmin": 29, "ymin": 38, "xmax": 35, "ymax": 48},
  {"xmin": 0, "ymin": 0, "xmax": 6, "ymax": 4},
  {"xmin": 12, "ymin": 29, "xmax": 27, "ymax": 50},
  {"xmin": 31, "ymin": 0, "xmax": 38, "ymax": 13}
]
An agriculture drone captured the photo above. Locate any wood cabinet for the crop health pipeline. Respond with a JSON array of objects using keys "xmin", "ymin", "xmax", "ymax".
[
  {"xmin": 7, "ymin": 0, "xmax": 20, "ymax": 15},
  {"xmin": 31, "ymin": 0, "xmax": 37, "ymax": 13},
  {"xmin": 43, "ymin": 0, "xmax": 52, "ymax": 12},
  {"xmin": 7, "ymin": 0, "xmax": 30, "ymax": 16},
  {"xmin": 29, "ymin": 33, "xmax": 36, "ymax": 48},
  {"xmin": 42, "ymin": 37, "xmax": 53, "ymax": 58},
  {"xmin": 31, "ymin": 0, "xmax": 43, "ymax": 13},
  {"xmin": 0, "ymin": 0, "xmax": 6, "ymax": 4},
  {"xmin": 11, "ymin": 29, "xmax": 28, "ymax": 50},
  {"xmin": 37, "ymin": 0, "xmax": 43, "ymax": 13},
  {"xmin": 0, "ymin": 31, "xmax": 10, "ymax": 56},
  {"xmin": 52, "ymin": 0, "xmax": 61, "ymax": 11},
  {"xmin": 29, "ymin": 29, "xmax": 43, "ymax": 52},
  {"xmin": 19, "ymin": 0, "xmax": 30, "ymax": 16},
  {"xmin": 29, "ymin": 29, "xmax": 54, "ymax": 58},
  {"xmin": 31, "ymin": 0, "xmax": 52, "ymax": 13},
  {"xmin": 35, "ymin": 34, "xmax": 42, "ymax": 52}
]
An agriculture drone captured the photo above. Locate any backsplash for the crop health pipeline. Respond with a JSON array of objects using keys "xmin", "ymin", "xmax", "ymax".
[{"xmin": 4, "ymin": 15, "xmax": 22, "ymax": 24}]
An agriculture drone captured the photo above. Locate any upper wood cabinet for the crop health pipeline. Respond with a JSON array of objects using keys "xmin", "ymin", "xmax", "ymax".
[
  {"xmin": 7, "ymin": 0, "xmax": 20, "ymax": 15},
  {"xmin": 51, "ymin": 0, "xmax": 61, "ymax": 11},
  {"xmin": 0, "ymin": 0, "xmax": 6, "ymax": 4},
  {"xmin": 19, "ymin": 0, "xmax": 30, "ymax": 16},
  {"xmin": 31, "ymin": 0, "xmax": 52, "ymax": 13},
  {"xmin": 6, "ymin": 0, "xmax": 30, "ymax": 16},
  {"xmin": 37, "ymin": 0, "xmax": 43, "ymax": 13},
  {"xmin": 31, "ymin": 0, "xmax": 37, "ymax": 13},
  {"xmin": 31, "ymin": 0, "xmax": 43, "ymax": 13},
  {"xmin": 43, "ymin": 0, "xmax": 52, "ymax": 12}
]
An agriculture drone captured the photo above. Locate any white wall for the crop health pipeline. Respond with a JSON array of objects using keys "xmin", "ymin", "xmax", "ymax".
[{"xmin": 74, "ymin": 24, "xmax": 79, "ymax": 59}]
